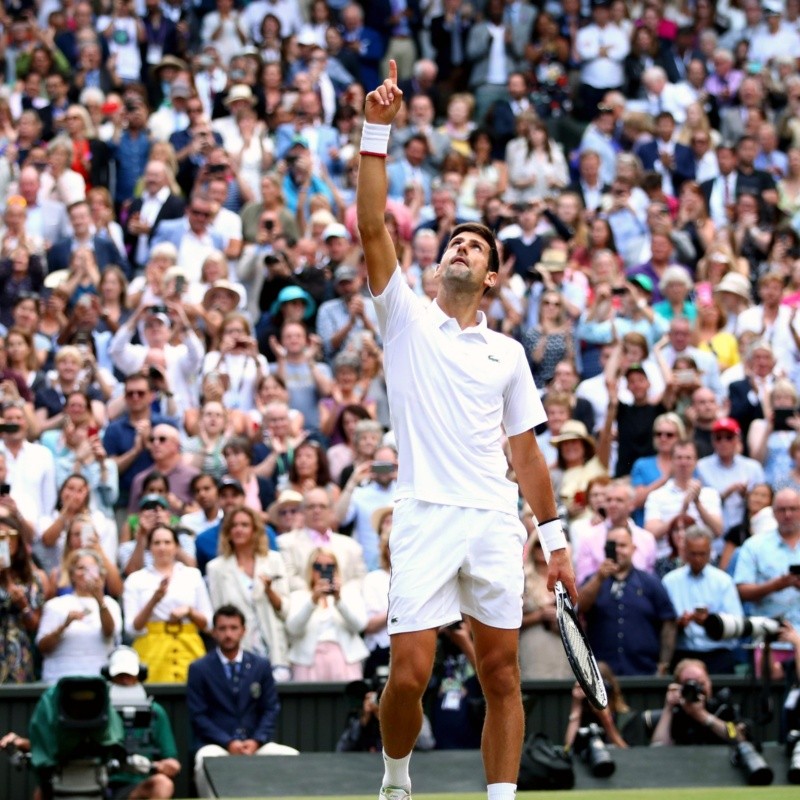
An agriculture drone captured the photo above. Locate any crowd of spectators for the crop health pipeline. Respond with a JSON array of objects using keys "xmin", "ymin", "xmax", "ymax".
[{"xmin": 0, "ymin": 0, "xmax": 798, "ymax": 742}]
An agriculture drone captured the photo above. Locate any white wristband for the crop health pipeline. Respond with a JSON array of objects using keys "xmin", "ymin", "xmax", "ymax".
[
  {"xmin": 360, "ymin": 122, "xmax": 391, "ymax": 157},
  {"xmin": 537, "ymin": 518, "xmax": 567, "ymax": 561}
]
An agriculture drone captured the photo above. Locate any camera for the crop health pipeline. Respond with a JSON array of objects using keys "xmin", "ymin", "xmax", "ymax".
[
  {"xmin": 262, "ymin": 219, "xmax": 275, "ymax": 230},
  {"xmin": 791, "ymin": 565, "xmax": 800, "ymax": 575},
  {"xmin": 370, "ymin": 665, "xmax": 390, "ymax": 703},
  {"xmin": 207, "ymin": 163, "xmax": 226, "ymax": 174},
  {"xmin": 786, "ymin": 729, "xmax": 800, "ymax": 783},
  {"xmin": 371, "ymin": 461, "xmax": 396, "ymax": 475},
  {"xmin": 681, "ymin": 679, "xmax": 703, "ymax": 704},
  {"xmin": 611, "ymin": 286, "xmax": 628, "ymax": 296},
  {"xmin": 0, "ymin": 483, "xmax": 10, "ymax": 496},
  {"xmin": 731, "ymin": 740, "xmax": 773, "ymax": 785},
  {"xmin": 0, "ymin": 423, "xmax": 21, "ymax": 434},
  {"xmin": 124, "ymin": 100, "xmax": 138, "ymax": 113},
  {"xmin": 702, "ymin": 614, "xmax": 782, "ymax": 642},
  {"xmin": 285, "ymin": 154, "xmax": 299, "ymax": 165},
  {"xmin": 147, "ymin": 305, "xmax": 169, "ymax": 316},
  {"xmin": 604, "ymin": 540, "xmax": 616, "ymax": 561},
  {"xmin": 573, "ymin": 723, "xmax": 615, "ymax": 778}
]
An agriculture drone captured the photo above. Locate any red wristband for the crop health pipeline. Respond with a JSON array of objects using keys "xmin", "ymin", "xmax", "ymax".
[{"xmin": 359, "ymin": 150, "xmax": 388, "ymax": 158}]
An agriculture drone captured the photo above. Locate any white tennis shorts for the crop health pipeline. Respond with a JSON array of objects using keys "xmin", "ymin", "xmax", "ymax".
[{"xmin": 387, "ymin": 498, "xmax": 527, "ymax": 634}]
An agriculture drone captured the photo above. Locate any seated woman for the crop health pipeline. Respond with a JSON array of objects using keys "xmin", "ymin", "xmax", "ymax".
[
  {"xmin": 748, "ymin": 379, "xmax": 800, "ymax": 486},
  {"xmin": 285, "ymin": 437, "xmax": 340, "ymax": 501},
  {"xmin": 206, "ymin": 505, "xmax": 290, "ymax": 680},
  {"xmin": 36, "ymin": 474, "xmax": 119, "ymax": 577},
  {"xmin": 550, "ymin": 420, "xmax": 610, "ymax": 522},
  {"xmin": 285, "ymin": 547, "xmax": 368, "ymax": 681},
  {"xmin": 122, "ymin": 524, "xmax": 212, "ymax": 683},
  {"xmin": 0, "ymin": 516, "xmax": 44, "ymax": 683},
  {"xmin": 36, "ymin": 549, "xmax": 122, "ymax": 683},
  {"xmin": 49, "ymin": 512, "xmax": 124, "ymax": 600}
]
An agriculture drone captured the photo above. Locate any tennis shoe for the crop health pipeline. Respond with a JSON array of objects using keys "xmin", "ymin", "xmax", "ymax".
[{"xmin": 379, "ymin": 785, "xmax": 412, "ymax": 800}]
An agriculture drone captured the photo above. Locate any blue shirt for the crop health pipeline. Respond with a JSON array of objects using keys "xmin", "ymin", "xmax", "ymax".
[
  {"xmin": 732, "ymin": 529, "xmax": 800, "ymax": 627},
  {"xmin": 629, "ymin": 455, "xmax": 663, "ymax": 527},
  {"xmin": 583, "ymin": 567, "xmax": 676, "ymax": 676},
  {"xmin": 662, "ymin": 564, "xmax": 744, "ymax": 652},
  {"xmin": 111, "ymin": 130, "xmax": 151, "ymax": 203},
  {"xmin": 102, "ymin": 412, "xmax": 176, "ymax": 498}
]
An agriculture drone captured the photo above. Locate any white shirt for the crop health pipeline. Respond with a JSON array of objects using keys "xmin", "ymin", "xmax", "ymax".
[
  {"xmin": 242, "ymin": 0, "xmax": 303, "ymax": 39},
  {"xmin": 708, "ymin": 172, "xmax": 737, "ymax": 228},
  {"xmin": 34, "ymin": 509, "xmax": 118, "ymax": 575},
  {"xmin": 362, "ymin": 567, "xmax": 390, "ymax": 653},
  {"xmin": 575, "ymin": 22, "xmax": 629, "ymax": 88},
  {"xmin": 644, "ymin": 478, "xmax": 723, "ymax": 557},
  {"xmin": 485, "ymin": 22, "xmax": 509, "ymax": 85},
  {"xmin": 201, "ymin": 351, "xmax": 268, "ymax": 413},
  {"xmin": 177, "ymin": 229, "xmax": 218, "ymax": 283},
  {"xmin": 108, "ymin": 325, "xmax": 205, "ymax": 415},
  {"xmin": 1, "ymin": 440, "xmax": 56, "ymax": 523},
  {"xmin": 122, "ymin": 562, "xmax": 213, "ymax": 638},
  {"xmin": 735, "ymin": 304, "xmax": 799, "ymax": 376},
  {"xmin": 372, "ymin": 267, "xmax": 545, "ymax": 513},
  {"xmin": 136, "ymin": 186, "xmax": 171, "ymax": 265},
  {"xmin": 695, "ymin": 151, "xmax": 720, "ymax": 184},
  {"xmin": 36, "ymin": 594, "xmax": 122, "ymax": 684}
]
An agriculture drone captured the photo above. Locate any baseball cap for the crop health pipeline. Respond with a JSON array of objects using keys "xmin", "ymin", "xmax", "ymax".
[
  {"xmin": 219, "ymin": 477, "xmax": 245, "ymax": 494},
  {"xmin": 334, "ymin": 265, "xmax": 358, "ymax": 283},
  {"xmin": 108, "ymin": 647, "xmax": 141, "ymax": 678},
  {"xmin": 322, "ymin": 222, "xmax": 351, "ymax": 242},
  {"xmin": 712, "ymin": 417, "xmax": 741, "ymax": 436},
  {"xmin": 628, "ymin": 274, "xmax": 654, "ymax": 293},
  {"xmin": 146, "ymin": 312, "xmax": 172, "ymax": 328},
  {"xmin": 139, "ymin": 494, "xmax": 169, "ymax": 510}
]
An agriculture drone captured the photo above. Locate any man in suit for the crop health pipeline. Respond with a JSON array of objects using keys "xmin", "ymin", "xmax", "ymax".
[
  {"xmin": 188, "ymin": 605, "xmax": 298, "ymax": 799},
  {"xmin": 125, "ymin": 160, "xmax": 185, "ymax": 270},
  {"xmin": 701, "ymin": 142, "xmax": 739, "ymax": 227},
  {"xmin": 720, "ymin": 77, "xmax": 771, "ymax": 143},
  {"xmin": 634, "ymin": 112, "xmax": 696, "ymax": 196},
  {"xmin": 466, "ymin": 0, "xmax": 534, "ymax": 121},
  {"xmin": 429, "ymin": 0, "xmax": 473, "ymax": 96},
  {"xmin": 46, "ymin": 200, "xmax": 130, "ymax": 277},
  {"xmin": 278, "ymin": 487, "xmax": 367, "ymax": 591},
  {"xmin": 397, "ymin": 59, "xmax": 442, "ymax": 116},
  {"xmin": 567, "ymin": 150, "xmax": 610, "ymax": 215},
  {"xmin": 485, "ymin": 72, "xmax": 534, "ymax": 161}
]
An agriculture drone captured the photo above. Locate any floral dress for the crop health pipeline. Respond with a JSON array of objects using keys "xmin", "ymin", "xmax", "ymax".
[{"xmin": 0, "ymin": 575, "xmax": 44, "ymax": 683}]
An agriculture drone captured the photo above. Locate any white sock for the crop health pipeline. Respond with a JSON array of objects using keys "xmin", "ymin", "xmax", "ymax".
[
  {"xmin": 382, "ymin": 749, "xmax": 412, "ymax": 790},
  {"xmin": 487, "ymin": 782, "xmax": 516, "ymax": 800}
]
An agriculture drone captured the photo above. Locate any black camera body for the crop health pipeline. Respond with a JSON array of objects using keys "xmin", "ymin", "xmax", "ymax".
[
  {"xmin": 731, "ymin": 740, "xmax": 773, "ymax": 786},
  {"xmin": 681, "ymin": 679, "xmax": 703, "ymax": 704},
  {"xmin": 573, "ymin": 722, "xmax": 615, "ymax": 778},
  {"xmin": 786, "ymin": 729, "xmax": 800, "ymax": 783}
]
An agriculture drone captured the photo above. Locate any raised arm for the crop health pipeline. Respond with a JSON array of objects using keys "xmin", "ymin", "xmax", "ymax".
[{"xmin": 356, "ymin": 60, "xmax": 404, "ymax": 296}]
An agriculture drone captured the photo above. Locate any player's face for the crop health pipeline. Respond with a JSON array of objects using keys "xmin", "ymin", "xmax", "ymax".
[{"xmin": 438, "ymin": 231, "xmax": 496, "ymax": 294}]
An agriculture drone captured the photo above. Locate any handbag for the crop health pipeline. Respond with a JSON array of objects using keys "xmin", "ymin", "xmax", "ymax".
[{"xmin": 518, "ymin": 732, "xmax": 575, "ymax": 791}]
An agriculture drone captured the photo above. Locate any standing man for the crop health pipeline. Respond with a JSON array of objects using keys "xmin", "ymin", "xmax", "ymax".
[{"xmin": 356, "ymin": 62, "xmax": 576, "ymax": 800}]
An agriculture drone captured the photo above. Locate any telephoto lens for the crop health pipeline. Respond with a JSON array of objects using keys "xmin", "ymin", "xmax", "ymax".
[
  {"xmin": 574, "ymin": 723, "xmax": 615, "ymax": 778},
  {"xmin": 786, "ymin": 730, "xmax": 800, "ymax": 784},
  {"xmin": 732, "ymin": 741, "xmax": 773, "ymax": 786}
]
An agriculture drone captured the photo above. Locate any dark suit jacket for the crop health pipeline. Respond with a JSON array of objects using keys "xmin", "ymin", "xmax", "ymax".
[
  {"xmin": 566, "ymin": 180, "xmax": 612, "ymax": 210},
  {"xmin": 46, "ymin": 236, "xmax": 131, "ymax": 278},
  {"xmin": 187, "ymin": 650, "xmax": 281, "ymax": 748},
  {"xmin": 123, "ymin": 193, "xmax": 186, "ymax": 264},
  {"xmin": 429, "ymin": 13, "xmax": 473, "ymax": 82},
  {"xmin": 634, "ymin": 141, "xmax": 696, "ymax": 193},
  {"xmin": 728, "ymin": 378, "xmax": 764, "ymax": 453}
]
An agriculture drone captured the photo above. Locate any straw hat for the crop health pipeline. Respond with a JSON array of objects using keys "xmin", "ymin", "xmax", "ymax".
[
  {"xmin": 713, "ymin": 272, "xmax": 751, "ymax": 303},
  {"xmin": 550, "ymin": 420, "xmax": 597, "ymax": 458}
]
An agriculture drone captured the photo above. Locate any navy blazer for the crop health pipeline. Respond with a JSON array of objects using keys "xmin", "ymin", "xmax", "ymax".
[
  {"xmin": 634, "ymin": 141, "xmax": 696, "ymax": 193},
  {"xmin": 46, "ymin": 235, "xmax": 131, "ymax": 278},
  {"xmin": 187, "ymin": 650, "xmax": 281, "ymax": 748}
]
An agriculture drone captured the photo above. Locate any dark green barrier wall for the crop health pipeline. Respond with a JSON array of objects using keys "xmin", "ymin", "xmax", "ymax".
[{"xmin": 0, "ymin": 677, "xmax": 786, "ymax": 798}]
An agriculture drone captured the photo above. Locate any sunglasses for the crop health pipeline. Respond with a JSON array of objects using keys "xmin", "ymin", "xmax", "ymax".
[
  {"xmin": 655, "ymin": 431, "xmax": 676, "ymax": 438},
  {"xmin": 713, "ymin": 433, "xmax": 736, "ymax": 441},
  {"xmin": 278, "ymin": 507, "xmax": 301, "ymax": 516},
  {"xmin": 125, "ymin": 390, "xmax": 148, "ymax": 398},
  {"xmin": 149, "ymin": 435, "xmax": 172, "ymax": 444},
  {"xmin": 190, "ymin": 208, "xmax": 211, "ymax": 218}
]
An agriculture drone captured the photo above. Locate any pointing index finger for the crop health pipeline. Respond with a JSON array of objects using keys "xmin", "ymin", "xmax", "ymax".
[{"xmin": 388, "ymin": 59, "xmax": 398, "ymax": 87}]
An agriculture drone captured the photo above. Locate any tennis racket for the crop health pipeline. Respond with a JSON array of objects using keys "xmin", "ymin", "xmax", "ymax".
[{"xmin": 555, "ymin": 581, "xmax": 608, "ymax": 710}]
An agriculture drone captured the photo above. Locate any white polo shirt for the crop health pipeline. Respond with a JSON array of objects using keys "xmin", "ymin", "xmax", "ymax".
[{"xmin": 371, "ymin": 267, "xmax": 545, "ymax": 514}]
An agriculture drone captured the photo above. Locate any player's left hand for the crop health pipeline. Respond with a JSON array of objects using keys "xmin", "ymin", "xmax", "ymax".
[{"xmin": 547, "ymin": 548, "xmax": 577, "ymax": 602}]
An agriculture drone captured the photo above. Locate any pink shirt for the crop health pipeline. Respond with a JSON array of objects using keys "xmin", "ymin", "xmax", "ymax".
[{"xmin": 575, "ymin": 519, "xmax": 658, "ymax": 585}]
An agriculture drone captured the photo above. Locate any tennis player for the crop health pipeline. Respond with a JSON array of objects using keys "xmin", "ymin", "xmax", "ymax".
[{"xmin": 356, "ymin": 62, "xmax": 578, "ymax": 800}]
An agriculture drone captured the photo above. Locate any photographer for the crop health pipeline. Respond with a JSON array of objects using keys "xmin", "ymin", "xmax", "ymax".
[
  {"xmin": 651, "ymin": 658, "xmax": 744, "ymax": 746},
  {"xmin": 337, "ymin": 667, "xmax": 435, "ymax": 753}
]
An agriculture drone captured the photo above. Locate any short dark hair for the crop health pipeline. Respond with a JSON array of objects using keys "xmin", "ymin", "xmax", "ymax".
[
  {"xmin": 190, "ymin": 473, "xmax": 219, "ymax": 494},
  {"xmin": 213, "ymin": 604, "xmax": 246, "ymax": 627},
  {"xmin": 448, "ymin": 222, "xmax": 500, "ymax": 274}
]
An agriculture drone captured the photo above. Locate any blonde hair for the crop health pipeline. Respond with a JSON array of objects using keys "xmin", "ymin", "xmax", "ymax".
[{"xmin": 219, "ymin": 505, "xmax": 268, "ymax": 558}]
